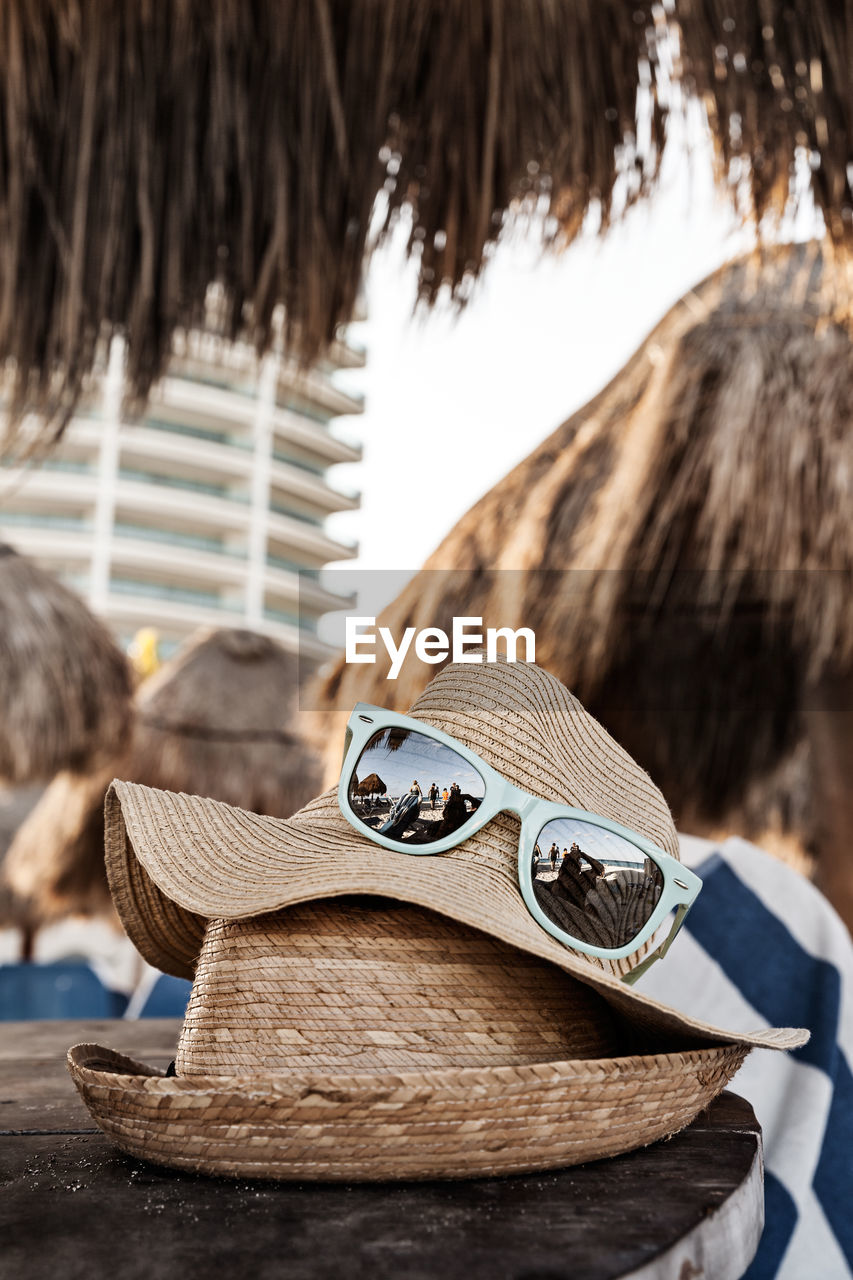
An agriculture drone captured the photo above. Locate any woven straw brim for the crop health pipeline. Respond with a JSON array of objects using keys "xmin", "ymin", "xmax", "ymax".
[
  {"xmin": 104, "ymin": 779, "xmax": 805, "ymax": 1055},
  {"xmin": 68, "ymin": 1041, "xmax": 750, "ymax": 1182},
  {"xmin": 106, "ymin": 655, "xmax": 688, "ymax": 975}
]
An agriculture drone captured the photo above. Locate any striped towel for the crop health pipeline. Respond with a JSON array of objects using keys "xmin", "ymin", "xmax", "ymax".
[{"xmin": 640, "ymin": 835, "xmax": 853, "ymax": 1280}]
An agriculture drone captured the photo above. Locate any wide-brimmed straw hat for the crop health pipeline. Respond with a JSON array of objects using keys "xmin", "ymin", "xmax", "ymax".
[{"xmin": 69, "ymin": 658, "xmax": 806, "ymax": 1181}]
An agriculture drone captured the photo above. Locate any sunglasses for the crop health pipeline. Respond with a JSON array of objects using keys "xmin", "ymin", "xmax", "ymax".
[{"xmin": 338, "ymin": 704, "xmax": 702, "ymax": 984}]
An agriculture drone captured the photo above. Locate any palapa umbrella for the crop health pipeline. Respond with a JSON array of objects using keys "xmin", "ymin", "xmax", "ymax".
[
  {"xmin": 126, "ymin": 626, "xmax": 320, "ymax": 813},
  {"xmin": 677, "ymin": 0, "xmax": 853, "ymax": 246},
  {"xmin": 2, "ymin": 1, "xmax": 851, "ymax": 444},
  {"xmin": 311, "ymin": 243, "xmax": 853, "ymax": 917},
  {"xmin": 356, "ymin": 773, "xmax": 387, "ymax": 798},
  {"xmin": 0, "ymin": 783, "xmax": 44, "ymax": 864},
  {"xmin": 0, "ymin": 768, "xmax": 110, "ymax": 933},
  {"xmin": 0, "ymin": 544, "xmax": 133, "ymax": 785},
  {"xmin": 2, "ymin": 627, "xmax": 322, "ymax": 927}
]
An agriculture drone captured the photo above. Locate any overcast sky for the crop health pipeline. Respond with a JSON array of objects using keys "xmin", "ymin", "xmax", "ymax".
[
  {"xmin": 353, "ymin": 732, "xmax": 485, "ymax": 798},
  {"xmin": 324, "ymin": 131, "xmax": 755, "ymax": 584}
]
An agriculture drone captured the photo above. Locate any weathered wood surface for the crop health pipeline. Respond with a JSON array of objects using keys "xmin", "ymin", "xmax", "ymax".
[
  {"xmin": 0, "ymin": 1018, "xmax": 177, "ymax": 1133},
  {"xmin": 0, "ymin": 1020, "xmax": 763, "ymax": 1280}
]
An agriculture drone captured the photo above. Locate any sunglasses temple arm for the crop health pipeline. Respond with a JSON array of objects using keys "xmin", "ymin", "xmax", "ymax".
[{"xmin": 621, "ymin": 902, "xmax": 693, "ymax": 987}]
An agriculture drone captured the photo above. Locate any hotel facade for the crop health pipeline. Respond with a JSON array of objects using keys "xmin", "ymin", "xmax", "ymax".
[{"xmin": 0, "ymin": 326, "xmax": 363, "ymax": 662}]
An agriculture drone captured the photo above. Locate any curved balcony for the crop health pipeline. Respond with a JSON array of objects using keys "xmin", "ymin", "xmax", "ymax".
[
  {"xmin": 0, "ymin": 466, "xmax": 99, "ymax": 510},
  {"xmin": 1, "ymin": 326, "xmax": 362, "ymax": 656},
  {"xmin": 102, "ymin": 588, "xmax": 334, "ymax": 661},
  {"xmin": 108, "ymin": 425, "xmax": 358, "ymax": 516},
  {"xmin": 0, "ymin": 520, "xmax": 95, "ymax": 570}
]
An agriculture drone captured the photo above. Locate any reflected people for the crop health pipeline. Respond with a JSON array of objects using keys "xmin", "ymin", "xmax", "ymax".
[
  {"xmin": 347, "ymin": 727, "xmax": 485, "ymax": 846},
  {"xmin": 531, "ymin": 819, "xmax": 664, "ymax": 949}
]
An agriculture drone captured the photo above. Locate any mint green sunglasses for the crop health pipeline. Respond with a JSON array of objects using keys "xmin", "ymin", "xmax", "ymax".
[{"xmin": 338, "ymin": 703, "xmax": 701, "ymax": 984}]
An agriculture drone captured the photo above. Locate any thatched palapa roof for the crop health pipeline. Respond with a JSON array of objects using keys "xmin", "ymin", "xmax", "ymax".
[
  {"xmin": 356, "ymin": 773, "xmax": 387, "ymax": 797},
  {"xmin": 0, "ymin": 781, "xmax": 45, "ymax": 933},
  {"xmin": 678, "ymin": 0, "xmax": 853, "ymax": 246},
  {"xmin": 2, "ymin": 2, "xmax": 852, "ymax": 443},
  {"xmin": 312, "ymin": 244, "xmax": 853, "ymax": 833},
  {"xmin": 0, "ymin": 0, "xmax": 658, "ymax": 443},
  {"xmin": 128, "ymin": 627, "xmax": 320, "ymax": 814},
  {"xmin": 2, "ymin": 627, "xmax": 322, "ymax": 925},
  {"xmin": 0, "ymin": 545, "xmax": 133, "ymax": 784}
]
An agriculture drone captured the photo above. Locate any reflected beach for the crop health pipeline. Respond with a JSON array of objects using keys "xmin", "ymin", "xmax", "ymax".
[
  {"xmin": 348, "ymin": 727, "xmax": 484, "ymax": 845},
  {"xmin": 532, "ymin": 818, "xmax": 664, "ymax": 949}
]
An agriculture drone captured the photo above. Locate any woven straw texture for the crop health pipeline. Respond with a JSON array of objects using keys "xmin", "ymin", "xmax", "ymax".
[
  {"xmin": 176, "ymin": 900, "xmax": 625, "ymax": 1076},
  {"xmin": 67, "ymin": 891, "xmax": 795, "ymax": 1180},
  {"xmin": 100, "ymin": 658, "xmax": 806, "ymax": 1051},
  {"xmin": 67, "ymin": 1033, "xmax": 749, "ymax": 1182},
  {"xmin": 104, "ymin": 657, "xmax": 680, "ymax": 984}
]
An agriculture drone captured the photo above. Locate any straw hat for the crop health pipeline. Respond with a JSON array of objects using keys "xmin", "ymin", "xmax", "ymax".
[{"xmin": 69, "ymin": 658, "xmax": 806, "ymax": 1181}]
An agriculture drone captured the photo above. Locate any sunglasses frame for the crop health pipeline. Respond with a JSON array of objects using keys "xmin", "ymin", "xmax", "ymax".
[{"xmin": 338, "ymin": 703, "xmax": 702, "ymax": 982}]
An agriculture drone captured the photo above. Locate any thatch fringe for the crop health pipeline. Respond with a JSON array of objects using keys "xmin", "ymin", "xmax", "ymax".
[
  {"xmin": 677, "ymin": 0, "xmax": 853, "ymax": 245},
  {"xmin": 310, "ymin": 244, "xmax": 853, "ymax": 834},
  {"xmin": 0, "ymin": 766, "xmax": 113, "ymax": 926},
  {"xmin": 0, "ymin": 0, "xmax": 659, "ymax": 446},
  {"xmin": 2, "ymin": 3, "xmax": 852, "ymax": 444}
]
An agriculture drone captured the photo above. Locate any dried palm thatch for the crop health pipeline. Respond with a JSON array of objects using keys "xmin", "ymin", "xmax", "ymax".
[
  {"xmin": 356, "ymin": 773, "xmax": 386, "ymax": 797},
  {"xmin": 0, "ymin": 544, "xmax": 133, "ymax": 784},
  {"xmin": 0, "ymin": 767, "xmax": 113, "ymax": 927},
  {"xmin": 312, "ymin": 244, "xmax": 853, "ymax": 839},
  {"xmin": 129, "ymin": 626, "xmax": 321, "ymax": 813},
  {"xmin": 0, "ymin": 0, "xmax": 661, "ymax": 447},
  {"xmin": 4, "ymin": 3, "xmax": 853, "ymax": 446},
  {"xmin": 0, "ymin": 781, "xmax": 45, "ymax": 932},
  {"xmin": 678, "ymin": 0, "xmax": 853, "ymax": 246},
  {"xmin": 2, "ymin": 626, "xmax": 322, "ymax": 925}
]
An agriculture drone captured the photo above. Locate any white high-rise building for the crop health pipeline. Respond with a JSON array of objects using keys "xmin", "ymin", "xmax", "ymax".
[{"xmin": 0, "ymin": 326, "xmax": 363, "ymax": 662}]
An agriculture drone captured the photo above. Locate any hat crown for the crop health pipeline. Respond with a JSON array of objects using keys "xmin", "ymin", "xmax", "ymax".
[
  {"xmin": 406, "ymin": 658, "xmax": 680, "ymax": 861},
  {"xmin": 176, "ymin": 898, "xmax": 624, "ymax": 1077}
]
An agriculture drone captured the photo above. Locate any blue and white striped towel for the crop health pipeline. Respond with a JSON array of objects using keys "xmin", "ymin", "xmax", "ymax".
[{"xmin": 640, "ymin": 834, "xmax": 853, "ymax": 1280}]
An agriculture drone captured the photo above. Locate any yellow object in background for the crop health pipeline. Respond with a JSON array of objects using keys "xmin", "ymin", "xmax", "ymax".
[{"xmin": 129, "ymin": 627, "xmax": 161, "ymax": 680}]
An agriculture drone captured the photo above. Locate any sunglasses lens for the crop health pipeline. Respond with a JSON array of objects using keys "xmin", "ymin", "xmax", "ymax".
[
  {"xmin": 347, "ymin": 728, "xmax": 485, "ymax": 846},
  {"xmin": 531, "ymin": 818, "xmax": 664, "ymax": 949}
]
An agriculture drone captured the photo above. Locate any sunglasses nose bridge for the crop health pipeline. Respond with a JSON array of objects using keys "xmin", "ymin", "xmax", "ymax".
[{"xmin": 501, "ymin": 786, "xmax": 539, "ymax": 823}]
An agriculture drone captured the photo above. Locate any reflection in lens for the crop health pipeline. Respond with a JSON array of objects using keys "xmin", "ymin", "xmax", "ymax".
[
  {"xmin": 531, "ymin": 818, "xmax": 663, "ymax": 949},
  {"xmin": 348, "ymin": 728, "xmax": 485, "ymax": 846}
]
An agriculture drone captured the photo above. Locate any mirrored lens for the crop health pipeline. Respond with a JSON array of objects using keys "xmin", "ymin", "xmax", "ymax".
[
  {"xmin": 531, "ymin": 818, "xmax": 664, "ymax": 949},
  {"xmin": 348, "ymin": 727, "xmax": 485, "ymax": 846}
]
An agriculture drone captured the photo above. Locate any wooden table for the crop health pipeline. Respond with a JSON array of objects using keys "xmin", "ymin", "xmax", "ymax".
[{"xmin": 1, "ymin": 1020, "xmax": 764, "ymax": 1280}]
